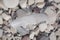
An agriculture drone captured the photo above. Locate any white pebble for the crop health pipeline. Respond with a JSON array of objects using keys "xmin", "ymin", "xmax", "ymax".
[
  {"xmin": 49, "ymin": 0, "xmax": 54, "ymax": 2},
  {"xmin": 0, "ymin": 16, "xmax": 3, "ymax": 24},
  {"xmin": 29, "ymin": 32, "xmax": 35, "ymax": 39},
  {"xmin": 55, "ymin": 29, "xmax": 60, "ymax": 36},
  {"xmin": 0, "ymin": 29, "xmax": 3, "ymax": 37},
  {"xmin": 39, "ymin": 23, "xmax": 47, "ymax": 32},
  {"xmin": 50, "ymin": 32, "xmax": 56, "ymax": 40},
  {"xmin": 45, "ymin": 6, "xmax": 57, "ymax": 24},
  {"xmin": 28, "ymin": 0, "xmax": 34, "ymax": 5},
  {"xmin": 57, "ymin": 4, "xmax": 60, "ymax": 9},
  {"xmin": 0, "ymin": 10, "xmax": 3, "ymax": 14},
  {"xmin": 53, "ymin": 0, "xmax": 60, "ymax": 3},
  {"xmin": 2, "ymin": 13, "xmax": 11, "ymax": 21},
  {"xmin": 36, "ymin": 2, "xmax": 45, "ymax": 8},
  {"xmin": 10, "ymin": 27, "xmax": 17, "ymax": 34},
  {"xmin": 34, "ymin": 28, "xmax": 40, "ymax": 36},
  {"xmin": 19, "ymin": 0, "xmax": 27, "ymax": 8},
  {"xmin": 35, "ymin": 0, "xmax": 44, "ymax": 3},
  {"xmin": 45, "ymin": 25, "xmax": 54, "ymax": 33},
  {"xmin": 3, "ymin": 0, "xmax": 19, "ymax": 8},
  {"xmin": 0, "ymin": 2, "xmax": 8, "ymax": 10}
]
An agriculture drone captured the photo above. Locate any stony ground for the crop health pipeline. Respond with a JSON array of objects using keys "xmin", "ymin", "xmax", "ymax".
[{"xmin": 0, "ymin": 0, "xmax": 60, "ymax": 40}]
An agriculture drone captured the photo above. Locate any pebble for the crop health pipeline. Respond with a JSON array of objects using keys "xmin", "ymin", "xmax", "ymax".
[
  {"xmin": 6, "ymin": 33, "xmax": 12, "ymax": 37},
  {"xmin": 34, "ymin": 28, "xmax": 40, "ymax": 36},
  {"xmin": 0, "ymin": 10, "xmax": 3, "ymax": 14},
  {"xmin": 3, "ymin": 0, "xmax": 19, "ymax": 8},
  {"xmin": 2, "ymin": 13, "xmax": 11, "ymax": 21},
  {"xmin": 15, "ymin": 37, "xmax": 21, "ymax": 40},
  {"xmin": 16, "ymin": 26, "xmax": 29, "ymax": 36},
  {"xmin": 50, "ymin": 32, "xmax": 56, "ymax": 40},
  {"xmin": 36, "ymin": 2, "xmax": 45, "ymax": 8},
  {"xmin": 22, "ymin": 35, "xmax": 30, "ymax": 40},
  {"xmin": 45, "ymin": 6, "xmax": 56, "ymax": 17},
  {"xmin": 0, "ymin": 2, "xmax": 8, "ymax": 10},
  {"xmin": 40, "ymin": 36, "xmax": 49, "ymax": 40},
  {"xmin": 39, "ymin": 23, "xmax": 47, "ymax": 32},
  {"xmin": 53, "ymin": 0, "xmax": 60, "ymax": 3},
  {"xmin": 57, "ymin": 4, "xmax": 60, "ymax": 9},
  {"xmin": 10, "ymin": 13, "xmax": 48, "ymax": 30},
  {"xmin": 0, "ymin": 29, "xmax": 3, "ymax": 37},
  {"xmin": 45, "ymin": 25, "xmax": 54, "ymax": 33},
  {"xmin": 33, "ymin": 37, "xmax": 36, "ymax": 40},
  {"xmin": 10, "ymin": 27, "xmax": 17, "ymax": 34},
  {"xmin": 55, "ymin": 29, "xmax": 60, "ymax": 36},
  {"xmin": 0, "ymin": 16, "xmax": 3, "ymax": 24},
  {"xmin": 16, "ymin": 9, "xmax": 29, "ymax": 18},
  {"xmin": 29, "ymin": 32, "xmax": 35, "ymax": 39},
  {"xmin": 0, "ymin": 25, "xmax": 2, "ymax": 28},
  {"xmin": 35, "ymin": 0, "xmax": 44, "ymax": 3},
  {"xmin": 36, "ymin": 33, "xmax": 49, "ymax": 40},
  {"xmin": 19, "ymin": 0, "xmax": 27, "ymax": 8},
  {"xmin": 26, "ymin": 24, "xmax": 36, "ymax": 30},
  {"xmin": 2, "ymin": 36, "xmax": 8, "ymax": 40},
  {"xmin": 49, "ymin": 0, "xmax": 54, "ymax": 2},
  {"xmin": 45, "ymin": 6, "xmax": 57, "ymax": 24},
  {"xmin": 28, "ymin": 0, "xmax": 34, "ymax": 5},
  {"xmin": 58, "ymin": 36, "xmax": 60, "ymax": 40}
]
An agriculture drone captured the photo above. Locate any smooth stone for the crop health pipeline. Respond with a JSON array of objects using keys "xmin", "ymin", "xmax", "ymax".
[{"xmin": 3, "ymin": 0, "xmax": 19, "ymax": 8}]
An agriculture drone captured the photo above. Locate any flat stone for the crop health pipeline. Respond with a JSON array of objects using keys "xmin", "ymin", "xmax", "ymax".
[
  {"xmin": 6, "ymin": 33, "xmax": 12, "ymax": 37},
  {"xmin": 2, "ymin": 13, "xmax": 11, "ymax": 21},
  {"xmin": 44, "ymin": 6, "xmax": 57, "ymax": 24},
  {"xmin": 0, "ymin": 16, "xmax": 3, "ymax": 24},
  {"xmin": 0, "ymin": 29, "xmax": 3, "ymax": 37},
  {"xmin": 19, "ymin": 0, "xmax": 27, "ymax": 8},
  {"xmin": 29, "ymin": 32, "xmax": 35, "ymax": 39},
  {"xmin": 40, "ymin": 36, "xmax": 49, "ymax": 40},
  {"xmin": 33, "ymin": 37, "xmax": 36, "ymax": 40},
  {"xmin": 2, "ymin": 36, "xmax": 8, "ymax": 40},
  {"xmin": 57, "ymin": 4, "xmax": 60, "ymax": 9},
  {"xmin": 39, "ymin": 23, "xmax": 47, "ymax": 32},
  {"xmin": 26, "ymin": 24, "xmax": 36, "ymax": 30},
  {"xmin": 49, "ymin": 0, "xmax": 54, "ymax": 2},
  {"xmin": 45, "ymin": 25, "xmax": 54, "ymax": 33},
  {"xmin": 16, "ymin": 9, "xmax": 29, "ymax": 18},
  {"xmin": 36, "ymin": 33, "xmax": 49, "ymax": 40},
  {"xmin": 45, "ymin": 6, "xmax": 56, "ymax": 17},
  {"xmin": 10, "ymin": 13, "xmax": 48, "ymax": 32},
  {"xmin": 35, "ymin": 0, "xmax": 44, "ymax": 3},
  {"xmin": 34, "ymin": 28, "xmax": 40, "ymax": 36},
  {"xmin": 36, "ymin": 2, "xmax": 45, "ymax": 8},
  {"xmin": 16, "ymin": 26, "xmax": 29, "ymax": 36},
  {"xmin": 58, "ymin": 37, "xmax": 60, "ymax": 40},
  {"xmin": 53, "ymin": 0, "xmax": 60, "ymax": 3},
  {"xmin": 0, "ymin": 10, "xmax": 3, "ymax": 14},
  {"xmin": 10, "ymin": 13, "xmax": 49, "ymax": 37},
  {"xmin": 0, "ymin": 2, "xmax": 8, "ymax": 10},
  {"xmin": 10, "ymin": 27, "xmax": 17, "ymax": 34},
  {"xmin": 22, "ymin": 35, "xmax": 30, "ymax": 40},
  {"xmin": 0, "ymin": 25, "xmax": 2, "ymax": 27},
  {"xmin": 3, "ymin": 0, "xmax": 19, "ymax": 8},
  {"xmin": 15, "ymin": 37, "xmax": 21, "ymax": 40},
  {"xmin": 55, "ymin": 29, "xmax": 60, "ymax": 36},
  {"xmin": 50, "ymin": 32, "xmax": 56, "ymax": 40},
  {"xmin": 28, "ymin": 0, "xmax": 34, "ymax": 5}
]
